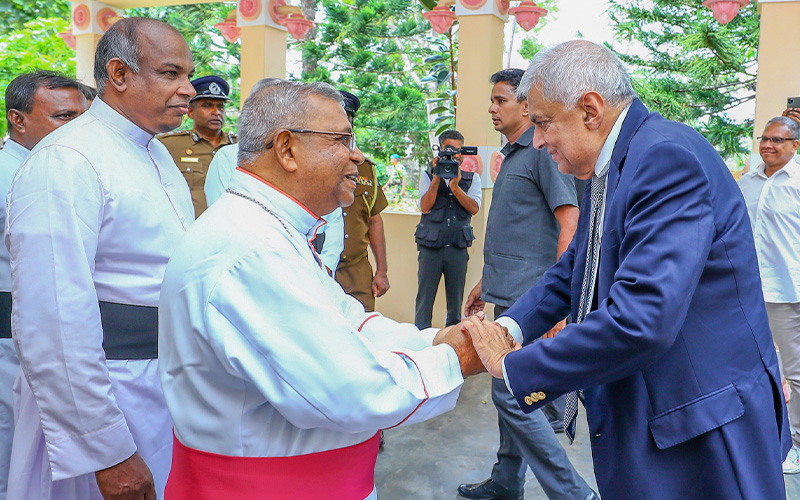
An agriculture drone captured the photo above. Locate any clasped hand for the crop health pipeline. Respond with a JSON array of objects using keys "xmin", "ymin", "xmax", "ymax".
[{"xmin": 434, "ymin": 312, "xmax": 519, "ymax": 378}]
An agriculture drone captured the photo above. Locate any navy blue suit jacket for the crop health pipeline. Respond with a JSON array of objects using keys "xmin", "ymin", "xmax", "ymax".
[{"xmin": 504, "ymin": 99, "xmax": 790, "ymax": 499}]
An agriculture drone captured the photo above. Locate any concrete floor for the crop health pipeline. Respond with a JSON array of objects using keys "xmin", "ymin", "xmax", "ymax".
[{"xmin": 375, "ymin": 373, "xmax": 800, "ymax": 500}]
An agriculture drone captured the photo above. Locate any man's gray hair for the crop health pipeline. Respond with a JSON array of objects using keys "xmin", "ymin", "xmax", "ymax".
[
  {"xmin": 518, "ymin": 40, "xmax": 638, "ymax": 109},
  {"xmin": 765, "ymin": 116, "xmax": 800, "ymax": 140},
  {"xmin": 238, "ymin": 80, "xmax": 344, "ymax": 166},
  {"xmin": 94, "ymin": 17, "xmax": 177, "ymax": 95}
]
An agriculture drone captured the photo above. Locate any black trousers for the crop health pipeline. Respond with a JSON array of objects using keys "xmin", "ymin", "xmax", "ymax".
[{"xmin": 414, "ymin": 245, "xmax": 469, "ymax": 329}]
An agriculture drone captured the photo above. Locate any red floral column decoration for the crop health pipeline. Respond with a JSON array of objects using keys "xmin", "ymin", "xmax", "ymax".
[
  {"xmin": 422, "ymin": 0, "xmax": 456, "ymax": 34},
  {"xmin": 702, "ymin": 0, "xmax": 750, "ymax": 24},
  {"xmin": 509, "ymin": 0, "xmax": 547, "ymax": 31},
  {"xmin": 215, "ymin": 9, "xmax": 242, "ymax": 43}
]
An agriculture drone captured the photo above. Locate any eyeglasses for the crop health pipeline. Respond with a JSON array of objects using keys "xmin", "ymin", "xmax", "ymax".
[
  {"xmin": 265, "ymin": 129, "xmax": 357, "ymax": 151},
  {"xmin": 757, "ymin": 136, "xmax": 798, "ymax": 144}
]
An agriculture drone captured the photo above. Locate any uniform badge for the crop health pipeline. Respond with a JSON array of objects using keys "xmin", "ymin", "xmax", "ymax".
[
  {"xmin": 209, "ymin": 82, "xmax": 221, "ymax": 95},
  {"xmin": 186, "ymin": 149, "xmax": 193, "ymax": 155},
  {"xmin": 356, "ymin": 176, "xmax": 372, "ymax": 186}
]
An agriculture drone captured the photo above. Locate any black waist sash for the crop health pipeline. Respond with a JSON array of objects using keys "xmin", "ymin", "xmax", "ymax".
[
  {"xmin": 99, "ymin": 301, "xmax": 158, "ymax": 360},
  {"xmin": 0, "ymin": 292, "xmax": 10, "ymax": 339}
]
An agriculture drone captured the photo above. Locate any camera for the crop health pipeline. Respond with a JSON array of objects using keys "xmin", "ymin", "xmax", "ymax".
[
  {"xmin": 433, "ymin": 144, "xmax": 478, "ymax": 179},
  {"xmin": 788, "ymin": 97, "xmax": 800, "ymax": 109}
]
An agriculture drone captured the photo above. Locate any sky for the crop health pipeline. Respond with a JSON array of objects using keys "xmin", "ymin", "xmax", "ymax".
[{"xmin": 507, "ymin": 0, "xmax": 616, "ymax": 69}]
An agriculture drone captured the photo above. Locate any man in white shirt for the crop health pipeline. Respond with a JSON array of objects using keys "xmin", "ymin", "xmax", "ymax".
[
  {"xmin": 0, "ymin": 70, "xmax": 87, "ymax": 500},
  {"xmin": 738, "ymin": 116, "xmax": 800, "ymax": 474},
  {"xmin": 6, "ymin": 18, "xmax": 195, "ymax": 500},
  {"xmin": 159, "ymin": 79, "xmax": 492, "ymax": 500}
]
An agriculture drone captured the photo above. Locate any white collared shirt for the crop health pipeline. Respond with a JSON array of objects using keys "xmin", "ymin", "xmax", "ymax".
[
  {"xmin": 0, "ymin": 139, "xmax": 29, "ymax": 292},
  {"xmin": 160, "ymin": 168, "xmax": 464, "ymax": 460},
  {"xmin": 738, "ymin": 159, "xmax": 800, "ymax": 303},
  {"xmin": 498, "ymin": 103, "xmax": 631, "ymax": 392}
]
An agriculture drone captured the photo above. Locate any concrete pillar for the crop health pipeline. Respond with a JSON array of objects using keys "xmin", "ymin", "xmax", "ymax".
[
  {"xmin": 753, "ymin": 0, "xmax": 800, "ymax": 149},
  {"xmin": 237, "ymin": 0, "xmax": 290, "ymax": 105},
  {"xmin": 70, "ymin": 1, "xmax": 121, "ymax": 85}
]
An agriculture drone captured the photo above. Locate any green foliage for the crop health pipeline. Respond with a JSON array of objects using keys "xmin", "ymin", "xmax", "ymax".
[
  {"xmin": 608, "ymin": 0, "xmax": 758, "ymax": 159},
  {"xmin": 0, "ymin": 17, "xmax": 75, "ymax": 137},
  {"xmin": 0, "ymin": 1, "xmax": 69, "ymax": 31},
  {"xmin": 128, "ymin": 3, "xmax": 241, "ymax": 130},
  {"xmin": 300, "ymin": 0, "xmax": 454, "ymax": 171}
]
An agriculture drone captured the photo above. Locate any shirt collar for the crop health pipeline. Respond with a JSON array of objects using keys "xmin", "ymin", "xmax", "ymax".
[
  {"xmin": 1, "ymin": 138, "xmax": 30, "ymax": 162},
  {"xmin": 594, "ymin": 103, "xmax": 631, "ymax": 177},
  {"xmin": 755, "ymin": 158, "xmax": 800, "ymax": 179},
  {"xmin": 92, "ymin": 98, "xmax": 154, "ymax": 147},
  {"xmin": 227, "ymin": 167, "xmax": 326, "ymax": 242}
]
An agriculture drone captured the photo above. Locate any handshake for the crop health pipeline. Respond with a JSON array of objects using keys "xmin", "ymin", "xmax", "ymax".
[{"xmin": 433, "ymin": 312, "xmax": 521, "ymax": 379}]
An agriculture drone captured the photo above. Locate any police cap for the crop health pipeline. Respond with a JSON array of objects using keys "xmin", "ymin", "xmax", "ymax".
[
  {"xmin": 339, "ymin": 90, "xmax": 360, "ymax": 117},
  {"xmin": 190, "ymin": 75, "xmax": 230, "ymax": 102}
]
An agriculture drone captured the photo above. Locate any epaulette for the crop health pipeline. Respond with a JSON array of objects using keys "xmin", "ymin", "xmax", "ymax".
[{"xmin": 157, "ymin": 130, "xmax": 190, "ymax": 139}]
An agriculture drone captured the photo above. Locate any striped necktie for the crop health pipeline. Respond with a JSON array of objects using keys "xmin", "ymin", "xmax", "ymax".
[{"xmin": 563, "ymin": 170, "xmax": 607, "ymax": 443}]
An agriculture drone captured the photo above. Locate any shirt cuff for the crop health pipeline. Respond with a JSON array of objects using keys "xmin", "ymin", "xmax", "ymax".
[
  {"xmin": 495, "ymin": 316, "xmax": 523, "ymax": 344},
  {"xmin": 501, "ymin": 355, "xmax": 515, "ymax": 397}
]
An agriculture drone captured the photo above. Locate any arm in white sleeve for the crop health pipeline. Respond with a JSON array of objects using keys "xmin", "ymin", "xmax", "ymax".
[
  {"xmin": 204, "ymin": 144, "xmax": 238, "ymax": 206},
  {"xmin": 6, "ymin": 146, "xmax": 135, "ymax": 480},
  {"xmin": 204, "ymin": 247, "xmax": 464, "ymax": 434},
  {"xmin": 319, "ymin": 207, "xmax": 344, "ymax": 271},
  {"xmin": 467, "ymin": 172, "xmax": 482, "ymax": 210}
]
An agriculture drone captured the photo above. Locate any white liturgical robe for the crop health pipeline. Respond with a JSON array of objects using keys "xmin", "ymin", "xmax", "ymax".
[
  {"xmin": 5, "ymin": 98, "xmax": 194, "ymax": 500},
  {"xmin": 159, "ymin": 168, "xmax": 464, "ymax": 499}
]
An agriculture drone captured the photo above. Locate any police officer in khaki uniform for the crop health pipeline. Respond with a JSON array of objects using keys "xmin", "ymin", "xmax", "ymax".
[
  {"xmin": 159, "ymin": 75, "xmax": 236, "ymax": 217},
  {"xmin": 335, "ymin": 91, "xmax": 390, "ymax": 312}
]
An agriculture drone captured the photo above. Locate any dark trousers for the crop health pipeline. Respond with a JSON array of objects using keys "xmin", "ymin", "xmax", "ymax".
[
  {"xmin": 490, "ymin": 306, "xmax": 592, "ymax": 499},
  {"xmin": 414, "ymin": 245, "xmax": 468, "ymax": 329}
]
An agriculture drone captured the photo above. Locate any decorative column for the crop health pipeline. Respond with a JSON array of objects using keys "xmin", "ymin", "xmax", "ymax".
[
  {"xmin": 752, "ymin": 0, "xmax": 800, "ymax": 162},
  {"xmin": 237, "ymin": 0, "xmax": 289, "ymax": 105},
  {"xmin": 70, "ymin": 1, "xmax": 121, "ymax": 85}
]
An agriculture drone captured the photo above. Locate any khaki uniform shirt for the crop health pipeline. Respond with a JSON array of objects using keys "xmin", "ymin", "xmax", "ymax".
[
  {"xmin": 339, "ymin": 159, "xmax": 388, "ymax": 268},
  {"xmin": 158, "ymin": 129, "xmax": 236, "ymax": 217}
]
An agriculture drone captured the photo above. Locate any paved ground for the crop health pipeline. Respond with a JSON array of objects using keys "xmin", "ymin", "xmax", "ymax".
[{"xmin": 375, "ymin": 373, "xmax": 800, "ymax": 499}]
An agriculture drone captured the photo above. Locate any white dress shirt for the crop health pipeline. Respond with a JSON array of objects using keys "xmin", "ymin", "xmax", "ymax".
[
  {"xmin": 738, "ymin": 159, "xmax": 800, "ymax": 303},
  {"xmin": 0, "ymin": 138, "xmax": 27, "ymax": 500},
  {"xmin": 418, "ymin": 170, "xmax": 483, "ymax": 210},
  {"xmin": 5, "ymin": 97, "xmax": 193, "ymax": 486},
  {"xmin": 498, "ymin": 104, "xmax": 631, "ymax": 392},
  {"xmin": 160, "ymin": 168, "xmax": 464, "ymax": 468},
  {"xmin": 0, "ymin": 139, "xmax": 28, "ymax": 293}
]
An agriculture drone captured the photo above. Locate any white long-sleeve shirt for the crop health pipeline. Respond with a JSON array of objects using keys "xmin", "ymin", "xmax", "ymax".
[
  {"xmin": 738, "ymin": 160, "xmax": 800, "ymax": 303},
  {"xmin": 159, "ymin": 168, "xmax": 464, "ymax": 460},
  {"xmin": 5, "ymin": 98, "xmax": 194, "ymax": 480}
]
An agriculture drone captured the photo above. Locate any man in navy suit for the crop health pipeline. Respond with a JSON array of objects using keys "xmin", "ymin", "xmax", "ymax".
[{"xmin": 463, "ymin": 40, "xmax": 791, "ymax": 499}]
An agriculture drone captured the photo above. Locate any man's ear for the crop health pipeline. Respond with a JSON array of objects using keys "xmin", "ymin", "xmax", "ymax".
[
  {"xmin": 521, "ymin": 99, "xmax": 529, "ymax": 118},
  {"xmin": 580, "ymin": 91, "xmax": 605, "ymax": 131},
  {"xmin": 106, "ymin": 58, "xmax": 130, "ymax": 93},
  {"xmin": 273, "ymin": 130, "xmax": 299, "ymax": 173},
  {"xmin": 6, "ymin": 110, "xmax": 25, "ymax": 134}
]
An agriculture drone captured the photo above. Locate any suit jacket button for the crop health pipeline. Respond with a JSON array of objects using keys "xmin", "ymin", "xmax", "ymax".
[
  {"xmin": 537, "ymin": 392, "xmax": 546, "ymax": 400},
  {"xmin": 524, "ymin": 396, "xmax": 533, "ymax": 406}
]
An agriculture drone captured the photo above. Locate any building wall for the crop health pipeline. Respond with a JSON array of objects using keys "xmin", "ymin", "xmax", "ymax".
[{"xmin": 374, "ymin": 188, "xmax": 494, "ymax": 327}]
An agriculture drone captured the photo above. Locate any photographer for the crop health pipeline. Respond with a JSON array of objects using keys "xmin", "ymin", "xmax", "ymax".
[{"xmin": 414, "ymin": 130, "xmax": 482, "ymax": 329}]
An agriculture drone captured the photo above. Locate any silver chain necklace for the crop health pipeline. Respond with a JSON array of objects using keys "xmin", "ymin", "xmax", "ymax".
[{"xmin": 226, "ymin": 188, "xmax": 290, "ymax": 234}]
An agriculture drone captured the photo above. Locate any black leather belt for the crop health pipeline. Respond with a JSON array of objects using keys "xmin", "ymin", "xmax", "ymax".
[
  {"xmin": 99, "ymin": 301, "xmax": 158, "ymax": 360},
  {"xmin": 0, "ymin": 292, "xmax": 10, "ymax": 339}
]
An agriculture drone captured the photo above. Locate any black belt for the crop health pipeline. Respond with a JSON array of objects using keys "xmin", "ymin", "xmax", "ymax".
[
  {"xmin": 99, "ymin": 301, "xmax": 158, "ymax": 360},
  {"xmin": 0, "ymin": 292, "xmax": 10, "ymax": 339}
]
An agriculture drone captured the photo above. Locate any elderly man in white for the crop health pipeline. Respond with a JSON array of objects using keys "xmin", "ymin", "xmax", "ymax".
[
  {"xmin": 738, "ymin": 116, "xmax": 800, "ymax": 474},
  {"xmin": 158, "ymin": 79, "xmax": 495, "ymax": 500}
]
